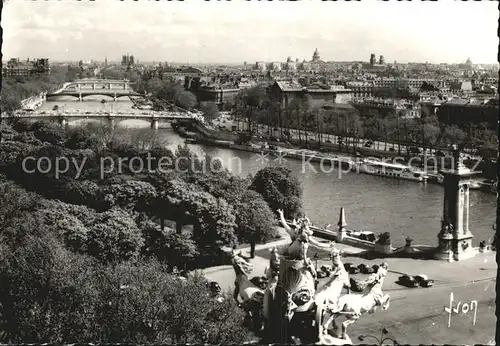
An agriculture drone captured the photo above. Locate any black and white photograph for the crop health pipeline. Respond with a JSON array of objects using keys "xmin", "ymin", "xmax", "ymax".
[{"xmin": 0, "ymin": 0, "xmax": 498, "ymax": 344}]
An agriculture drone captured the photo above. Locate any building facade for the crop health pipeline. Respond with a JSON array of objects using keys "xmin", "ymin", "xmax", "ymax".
[
  {"xmin": 269, "ymin": 80, "xmax": 353, "ymax": 110},
  {"xmin": 3, "ymin": 58, "xmax": 50, "ymax": 77}
]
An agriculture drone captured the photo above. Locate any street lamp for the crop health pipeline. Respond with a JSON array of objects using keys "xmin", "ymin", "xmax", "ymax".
[
  {"xmin": 313, "ymin": 252, "xmax": 319, "ymax": 272},
  {"xmin": 358, "ymin": 328, "xmax": 398, "ymax": 345}
]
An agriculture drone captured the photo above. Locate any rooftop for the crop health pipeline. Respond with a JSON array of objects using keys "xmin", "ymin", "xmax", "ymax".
[{"xmin": 274, "ymin": 80, "xmax": 351, "ymax": 93}]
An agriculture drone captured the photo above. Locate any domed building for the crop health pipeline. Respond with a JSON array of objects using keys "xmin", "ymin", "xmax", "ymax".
[{"xmin": 312, "ymin": 48, "xmax": 320, "ymax": 62}]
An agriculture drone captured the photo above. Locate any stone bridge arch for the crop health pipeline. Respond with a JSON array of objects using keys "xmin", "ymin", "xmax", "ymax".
[
  {"xmin": 66, "ymin": 118, "xmax": 109, "ymax": 128},
  {"xmin": 114, "ymin": 118, "xmax": 153, "ymax": 129}
]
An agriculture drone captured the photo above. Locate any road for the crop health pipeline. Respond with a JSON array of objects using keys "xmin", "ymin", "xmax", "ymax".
[
  {"xmin": 203, "ymin": 244, "xmax": 496, "ymax": 345},
  {"xmin": 352, "ymin": 279, "xmax": 495, "ymax": 345}
]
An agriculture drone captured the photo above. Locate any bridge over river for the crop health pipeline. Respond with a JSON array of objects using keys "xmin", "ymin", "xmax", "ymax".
[
  {"xmin": 47, "ymin": 78, "xmax": 144, "ymax": 101},
  {"xmin": 1, "ymin": 111, "xmax": 200, "ymax": 130}
]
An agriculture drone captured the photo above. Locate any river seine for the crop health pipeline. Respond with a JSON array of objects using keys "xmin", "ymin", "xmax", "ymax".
[{"xmin": 40, "ymin": 96, "xmax": 496, "ymax": 247}]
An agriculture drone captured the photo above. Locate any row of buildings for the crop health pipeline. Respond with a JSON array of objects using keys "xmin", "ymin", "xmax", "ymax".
[{"xmin": 2, "ymin": 57, "xmax": 50, "ymax": 77}]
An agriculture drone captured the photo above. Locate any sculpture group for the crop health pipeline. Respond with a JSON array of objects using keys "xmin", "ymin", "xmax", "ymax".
[{"xmin": 231, "ymin": 210, "xmax": 391, "ymax": 344}]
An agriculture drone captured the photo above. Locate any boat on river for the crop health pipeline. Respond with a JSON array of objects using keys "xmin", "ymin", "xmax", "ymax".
[
  {"xmin": 356, "ymin": 158, "xmax": 428, "ymax": 182},
  {"xmin": 480, "ymin": 180, "xmax": 497, "ymax": 194},
  {"xmin": 436, "ymin": 174, "xmax": 483, "ymax": 190}
]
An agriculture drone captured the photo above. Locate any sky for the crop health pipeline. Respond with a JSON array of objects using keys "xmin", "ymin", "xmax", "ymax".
[{"xmin": 2, "ymin": 0, "xmax": 499, "ymax": 65}]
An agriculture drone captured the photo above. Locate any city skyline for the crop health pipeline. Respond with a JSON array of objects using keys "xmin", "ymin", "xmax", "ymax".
[{"xmin": 3, "ymin": 0, "xmax": 498, "ymax": 65}]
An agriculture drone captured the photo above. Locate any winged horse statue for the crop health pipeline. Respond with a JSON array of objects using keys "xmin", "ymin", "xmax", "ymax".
[
  {"xmin": 263, "ymin": 247, "xmax": 280, "ymax": 325},
  {"xmin": 264, "ymin": 210, "xmax": 332, "ymax": 343},
  {"xmin": 231, "ymin": 249, "xmax": 265, "ymax": 310},
  {"xmin": 313, "ymin": 248, "xmax": 351, "ymax": 344},
  {"xmin": 323, "ymin": 262, "xmax": 391, "ymax": 340}
]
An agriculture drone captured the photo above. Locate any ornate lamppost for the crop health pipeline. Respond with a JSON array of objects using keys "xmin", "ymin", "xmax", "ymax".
[{"xmin": 358, "ymin": 328, "xmax": 398, "ymax": 345}]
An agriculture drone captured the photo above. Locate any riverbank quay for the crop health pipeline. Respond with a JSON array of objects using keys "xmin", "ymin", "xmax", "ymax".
[
  {"xmin": 20, "ymin": 92, "xmax": 47, "ymax": 111},
  {"xmin": 183, "ymin": 119, "xmax": 493, "ymax": 178}
]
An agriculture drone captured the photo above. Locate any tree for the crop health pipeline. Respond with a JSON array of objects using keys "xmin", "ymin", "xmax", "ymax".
[
  {"xmin": 104, "ymin": 180, "xmax": 158, "ymax": 212},
  {"xmin": 84, "ymin": 208, "xmax": 144, "ymax": 263},
  {"xmin": 133, "ymin": 128, "xmax": 169, "ymax": 151},
  {"xmin": 200, "ymin": 101, "xmax": 220, "ymax": 124},
  {"xmin": 176, "ymin": 91, "xmax": 197, "ymax": 110},
  {"xmin": 183, "ymin": 172, "xmax": 277, "ymax": 256},
  {"xmin": 236, "ymin": 190, "xmax": 279, "ymax": 257},
  {"xmin": 237, "ymin": 85, "xmax": 269, "ymax": 133},
  {"xmin": 30, "ymin": 121, "xmax": 67, "ymax": 146},
  {"xmin": 250, "ymin": 166, "xmax": 303, "ymax": 219},
  {"xmin": 0, "ymin": 240, "xmax": 249, "ymax": 344},
  {"xmin": 101, "ymin": 67, "xmax": 125, "ymax": 80},
  {"xmin": 442, "ymin": 125, "xmax": 467, "ymax": 147},
  {"xmin": 141, "ymin": 222, "xmax": 199, "ymax": 268}
]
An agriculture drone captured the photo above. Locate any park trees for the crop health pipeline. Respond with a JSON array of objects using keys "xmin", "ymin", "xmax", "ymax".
[
  {"xmin": 103, "ymin": 180, "xmax": 158, "ymax": 212},
  {"xmin": 183, "ymin": 171, "xmax": 278, "ymax": 256},
  {"xmin": 250, "ymin": 166, "xmax": 303, "ymax": 219},
  {"xmin": 200, "ymin": 101, "xmax": 220, "ymax": 124},
  {"xmin": 0, "ymin": 237, "xmax": 249, "ymax": 344},
  {"xmin": 236, "ymin": 85, "xmax": 269, "ymax": 133}
]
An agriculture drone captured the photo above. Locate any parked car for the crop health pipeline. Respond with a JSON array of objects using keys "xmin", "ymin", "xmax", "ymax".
[
  {"xmin": 317, "ymin": 270, "xmax": 328, "ymax": 279},
  {"xmin": 364, "ymin": 140, "xmax": 373, "ymax": 148},
  {"xmin": 372, "ymin": 264, "xmax": 380, "ymax": 272},
  {"xmin": 320, "ymin": 265, "xmax": 333, "ymax": 276},
  {"xmin": 409, "ymin": 147, "xmax": 421, "ymax": 154},
  {"xmin": 344, "ymin": 263, "xmax": 360, "ymax": 275},
  {"xmin": 415, "ymin": 274, "xmax": 434, "ymax": 287},
  {"xmin": 397, "ymin": 275, "xmax": 419, "ymax": 288},
  {"xmin": 344, "ymin": 262, "xmax": 354, "ymax": 271},
  {"xmin": 250, "ymin": 276, "xmax": 268, "ymax": 290},
  {"xmin": 326, "ymin": 139, "xmax": 332, "ymax": 144},
  {"xmin": 358, "ymin": 263, "xmax": 375, "ymax": 274}
]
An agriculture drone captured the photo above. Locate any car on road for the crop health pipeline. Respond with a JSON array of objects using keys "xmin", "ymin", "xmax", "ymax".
[
  {"xmin": 397, "ymin": 275, "xmax": 419, "ymax": 288},
  {"xmin": 85, "ymin": 111, "xmax": 91, "ymax": 114},
  {"xmin": 364, "ymin": 140, "xmax": 373, "ymax": 148},
  {"xmin": 319, "ymin": 265, "xmax": 333, "ymax": 277},
  {"xmin": 344, "ymin": 262, "xmax": 360, "ymax": 274},
  {"xmin": 358, "ymin": 263, "xmax": 375, "ymax": 274},
  {"xmin": 415, "ymin": 274, "xmax": 434, "ymax": 287},
  {"xmin": 408, "ymin": 147, "xmax": 421, "ymax": 154}
]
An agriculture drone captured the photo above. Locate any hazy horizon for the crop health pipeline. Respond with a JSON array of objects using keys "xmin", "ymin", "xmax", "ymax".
[{"xmin": 3, "ymin": 0, "xmax": 498, "ymax": 65}]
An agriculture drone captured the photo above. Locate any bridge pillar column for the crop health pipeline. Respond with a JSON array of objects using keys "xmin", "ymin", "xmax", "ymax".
[
  {"xmin": 92, "ymin": 83, "xmax": 96, "ymax": 90},
  {"xmin": 77, "ymin": 84, "xmax": 81, "ymax": 90},
  {"xmin": 107, "ymin": 84, "xmax": 111, "ymax": 89},
  {"xmin": 114, "ymin": 93, "xmax": 117, "ymax": 102},
  {"xmin": 108, "ymin": 117, "xmax": 115, "ymax": 130},
  {"xmin": 151, "ymin": 119, "xmax": 159, "ymax": 131},
  {"xmin": 79, "ymin": 93, "xmax": 82, "ymax": 102}
]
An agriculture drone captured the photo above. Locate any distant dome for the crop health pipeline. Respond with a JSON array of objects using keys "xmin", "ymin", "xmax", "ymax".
[{"xmin": 312, "ymin": 48, "xmax": 320, "ymax": 62}]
